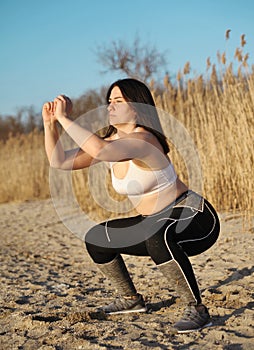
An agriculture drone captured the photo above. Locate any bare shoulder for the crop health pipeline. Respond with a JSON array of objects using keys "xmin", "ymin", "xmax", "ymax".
[
  {"xmin": 133, "ymin": 127, "xmax": 162, "ymax": 145},
  {"xmin": 128, "ymin": 127, "xmax": 154, "ymax": 140}
]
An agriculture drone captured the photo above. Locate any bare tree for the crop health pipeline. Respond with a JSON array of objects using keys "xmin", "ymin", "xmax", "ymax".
[{"xmin": 95, "ymin": 35, "xmax": 167, "ymax": 83}]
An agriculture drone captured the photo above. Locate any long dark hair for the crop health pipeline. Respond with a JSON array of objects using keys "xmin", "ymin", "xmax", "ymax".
[{"xmin": 104, "ymin": 78, "xmax": 169, "ymax": 154}]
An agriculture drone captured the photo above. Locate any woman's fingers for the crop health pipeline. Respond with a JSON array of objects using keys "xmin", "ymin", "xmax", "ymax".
[
  {"xmin": 43, "ymin": 95, "xmax": 72, "ymax": 120},
  {"xmin": 43, "ymin": 101, "xmax": 54, "ymax": 111},
  {"xmin": 42, "ymin": 101, "xmax": 56, "ymax": 122},
  {"xmin": 54, "ymin": 94, "xmax": 70, "ymax": 102},
  {"xmin": 54, "ymin": 95, "xmax": 73, "ymax": 114},
  {"xmin": 44, "ymin": 96, "xmax": 71, "ymax": 110}
]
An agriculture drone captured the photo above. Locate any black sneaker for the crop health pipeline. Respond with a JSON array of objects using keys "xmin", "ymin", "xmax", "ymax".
[
  {"xmin": 98, "ymin": 293, "xmax": 147, "ymax": 315},
  {"xmin": 174, "ymin": 303, "xmax": 212, "ymax": 333}
]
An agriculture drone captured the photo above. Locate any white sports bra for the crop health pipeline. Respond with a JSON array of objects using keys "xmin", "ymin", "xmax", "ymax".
[{"xmin": 110, "ymin": 160, "xmax": 177, "ymax": 198}]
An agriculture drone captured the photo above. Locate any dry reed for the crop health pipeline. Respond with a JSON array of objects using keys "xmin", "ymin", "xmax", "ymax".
[
  {"xmin": 0, "ymin": 130, "xmax": 50, "ymax": 203},
  {"xmin": 154, "ymin": 46, "xmax": 253, "ymax": 223}
]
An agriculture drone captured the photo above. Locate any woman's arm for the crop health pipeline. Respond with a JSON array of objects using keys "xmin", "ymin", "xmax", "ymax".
[
  {"xmin": 56, "ymin": 148, "xmax": 100, "ymax": 170},
  {"xmin": 42, "ymin": 101, "xmax": 99, "ymax": 170},
  {"xmin": 53, "ymin": 95, "xmax": 154, "ymax": 162},
  {"xmin": 42, "ymin": 102, "xmax": 65, "ymax": 167}
]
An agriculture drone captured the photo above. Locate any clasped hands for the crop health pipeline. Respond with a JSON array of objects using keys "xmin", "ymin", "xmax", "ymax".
[{"xmin": 42, "ymin": 95, "xmax": 73, "ymax": 124}]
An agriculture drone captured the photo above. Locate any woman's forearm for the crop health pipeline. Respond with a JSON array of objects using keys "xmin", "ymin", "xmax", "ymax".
[
  {"xmin": 57, "ymin": 116, "xmax": 107, "ymax": 159},
  {"xmin": 44, "ymin": 120, "xmax": 65, "ymax": 167}
]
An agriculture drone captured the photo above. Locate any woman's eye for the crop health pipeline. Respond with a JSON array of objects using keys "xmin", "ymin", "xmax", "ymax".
[{"xmin": 108, "ymin": 98, "xmax": 124, "ymax": 104}]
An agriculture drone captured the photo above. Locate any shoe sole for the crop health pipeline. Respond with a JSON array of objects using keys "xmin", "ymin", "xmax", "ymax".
[
  {"xmin": 106, "ymin": 306, "xmax": 148, "ymax": 315},
  {"xmin": 176, "ymin": 321, "xmax": 213, "ymax": 334}
]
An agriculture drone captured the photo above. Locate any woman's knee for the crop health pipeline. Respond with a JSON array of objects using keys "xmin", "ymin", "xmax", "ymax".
[
  {"xmin": 85, "ymin": 240, "xmax": 117, "ymax": 264},
  {"xmin": 145, "ymin": 232, "xmax": 173, "ymax": 264},
  {"xmin": 84, "ymin": 224, "xmax": 116, "ymax": 264}
]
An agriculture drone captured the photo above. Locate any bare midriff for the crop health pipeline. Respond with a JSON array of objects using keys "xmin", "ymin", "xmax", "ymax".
[{"xmin": 128, "ymin": 177, "xmax": 189, "ymax": 215}]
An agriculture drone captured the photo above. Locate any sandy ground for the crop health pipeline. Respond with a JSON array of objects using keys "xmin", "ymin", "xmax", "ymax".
[{"xmin": 0, "ymin": 199, "xmax": 253, "ymax": 350}]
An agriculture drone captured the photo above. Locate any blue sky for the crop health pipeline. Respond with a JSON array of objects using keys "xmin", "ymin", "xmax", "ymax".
[{"xmin": 1, "ymin": 0, "xmax": 254, "ymax": 116}]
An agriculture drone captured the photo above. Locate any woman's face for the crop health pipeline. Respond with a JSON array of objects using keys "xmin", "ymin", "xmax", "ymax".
[{"xmin": 107, "ymin": 86, "xmax": 136, "ymax": 127}]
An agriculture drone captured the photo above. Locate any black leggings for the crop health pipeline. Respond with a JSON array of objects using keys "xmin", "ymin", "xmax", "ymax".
[{"xmin": 85, "ymin": 191, "xmax": 220, "ymax": 303}]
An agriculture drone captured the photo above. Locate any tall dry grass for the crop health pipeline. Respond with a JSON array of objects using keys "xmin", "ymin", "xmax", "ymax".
[
  {"xmin": 157, "ymin": 31, "xmax": 253, "ymax": 225},
  {"xmin": 0, "ymin": 131, "xmax": 50, "ymax": 202},
  {"xmin": 154, "ymin": 64, "xmax": 254, "ymax": 218},
  {"xmin": 0, "ymin": 38, "xmax": 253, "ymax": 225}
]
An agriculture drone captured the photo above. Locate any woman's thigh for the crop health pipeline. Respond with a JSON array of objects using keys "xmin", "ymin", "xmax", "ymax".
[
  {"xmin": 145, "ymin": 196, "xmax": 220, "ymax": 261},
  {"xmin": 84, "ymin": 215, "xmax": 149, "ymax": 263},
  {"xmin": 85, "ymin": 215, "xmax": 149, "ymax": 249},
  {"xmin": 174, "ymin": 199, "xmax": 220, "ymax": 256}
]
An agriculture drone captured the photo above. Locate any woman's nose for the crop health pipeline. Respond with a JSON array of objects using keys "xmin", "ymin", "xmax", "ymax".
[{"xmin": 107, "ymin": 102, "xmax": 114, "ymax": 111}]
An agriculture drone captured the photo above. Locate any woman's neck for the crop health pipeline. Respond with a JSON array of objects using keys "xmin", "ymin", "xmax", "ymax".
[{"xmin": 115, "ymin": 123, "xmax": 137, "ymax": 137}]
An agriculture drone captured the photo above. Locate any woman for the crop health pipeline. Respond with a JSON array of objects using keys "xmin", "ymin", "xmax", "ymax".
[{"xmin": 42, "ymin": 78, "xmax": 220, "ymax": 333}]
